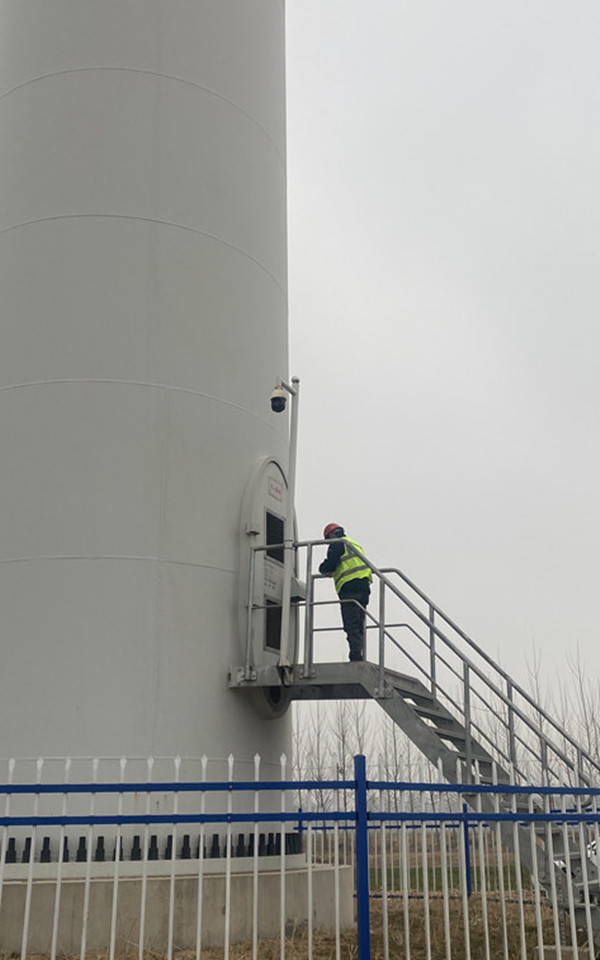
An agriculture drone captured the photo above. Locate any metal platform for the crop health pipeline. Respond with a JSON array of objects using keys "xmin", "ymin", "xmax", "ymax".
[{"xmin": 230, "ymin": 660, "xmax": 501, "ymax": 785}]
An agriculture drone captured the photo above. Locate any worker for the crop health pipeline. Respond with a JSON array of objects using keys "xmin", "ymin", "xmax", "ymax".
[{"xmin": 319, "ymin": 523, "xmax": 372, "ymax": 662}]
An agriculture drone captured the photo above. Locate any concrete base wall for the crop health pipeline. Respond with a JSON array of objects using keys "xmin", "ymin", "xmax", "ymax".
[{"xmin": 1, "ymin": 865, "xmax": 354, "ymax": 952}]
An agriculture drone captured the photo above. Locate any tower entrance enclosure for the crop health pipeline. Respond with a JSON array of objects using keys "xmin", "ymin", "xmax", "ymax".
[{"xmin": 239, "ymin": 457, "xmax": 303, "ymax": 717}]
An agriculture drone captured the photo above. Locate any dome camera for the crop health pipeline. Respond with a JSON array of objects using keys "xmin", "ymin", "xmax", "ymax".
[{"xmin": 270, "ymin": 386, "xmax": 287, "ymax": 413}]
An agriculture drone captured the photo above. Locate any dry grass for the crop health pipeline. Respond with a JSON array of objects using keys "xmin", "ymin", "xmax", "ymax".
[
  {"xmin": 369, "ymin": 896, "xmax": 558, "ymax": 959},
  {"xmin": 186, "ymin": 898, "xmax": 584, "ymax": 958},
  {"xmin": 14, "ymin": 895, "xmax": 584, "ymax": 959}
]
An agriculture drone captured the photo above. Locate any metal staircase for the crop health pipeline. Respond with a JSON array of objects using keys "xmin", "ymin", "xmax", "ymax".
[{"xmin": 230, "ymin": 537, "xmax": 600, "ymax": 941}]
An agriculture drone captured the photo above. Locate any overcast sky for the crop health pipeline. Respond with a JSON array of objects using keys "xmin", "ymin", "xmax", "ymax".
[{"xmin": 285, "ymin": 1, "xmax": 600, "ymax": 686}]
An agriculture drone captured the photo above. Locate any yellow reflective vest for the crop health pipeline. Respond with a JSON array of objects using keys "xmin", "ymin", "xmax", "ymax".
[{"xmin": 333, "ymin": 538, "xmax": 373, "ymax": 594}]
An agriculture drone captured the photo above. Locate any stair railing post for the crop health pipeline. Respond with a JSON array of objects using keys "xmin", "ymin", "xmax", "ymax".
[
  {"xmin": 463, "ymin": 663, "xmax": 472, "ymax": 784},
  {"xmin": 244, "ymin": 544, "xmax": 257, "ymax": 680},
  {"xmin": 354, "ymin": 754, "xmax": 371, "ymax": 960},
  {"xmin": 462, "ymin": 802, "xmax": 472, "ymax": 898},
  {"xmin": 303, "ymin": 544, "xmax": 314, "ymax": 678},
  {"xmin": 507, "ymin": 679, "xmax": 517, "ymax": 768},
  {"xmin": 378, "ymin": 581, "xmax": 386, "ymax": 694},
  {"xmin": 540, "ymin": 736, "xmax": 548, "ymax": 785},
  {"xmin": 575, "ymin": 746, "xmax": 583, "ymax": 788},
  {"xmin": 429, "ymin": 604, "xmax": 436, "ymax": 697}
]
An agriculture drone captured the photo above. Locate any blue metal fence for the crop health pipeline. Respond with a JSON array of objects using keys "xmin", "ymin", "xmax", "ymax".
[{"xmin": 1, "ymin": 755, "xmax": 600, "ymax": 958}]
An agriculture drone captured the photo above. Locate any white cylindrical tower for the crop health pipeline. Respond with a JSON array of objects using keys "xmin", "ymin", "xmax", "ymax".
[{"xmin": 0, "ymin": 1, "xmax": 290, "ymax": 763}]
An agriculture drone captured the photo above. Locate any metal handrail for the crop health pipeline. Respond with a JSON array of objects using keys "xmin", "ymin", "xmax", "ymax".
[
  {"xmin": 343, "ymin": 547, "xmax": 595, "ymax": 783},
  {"xmin": 378, "ymin": 565, "xmax": 599, "ymax": 784},
  {"xmin": 246, "ymin": 539, "xmax": 600, "ymax": 787},
  {"xmin": 340, "ymin": 546, "xmax": 600, "ymax": 784}
]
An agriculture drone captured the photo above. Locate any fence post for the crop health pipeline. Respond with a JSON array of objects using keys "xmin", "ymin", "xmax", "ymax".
[{"xmin": 354, "ymin": 754, "xmax": 371, "ymax": 960}]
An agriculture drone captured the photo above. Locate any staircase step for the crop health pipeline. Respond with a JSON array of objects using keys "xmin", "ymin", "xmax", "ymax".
[
  {"xmin": 390, "ymin": 685, "xmax": 436, "ymax": 707},
  {"xmin": 384, "ymin": 670, "xmax": 438, "ymax": 704},
  {"xmin": 411, "ymin": 704, "xmax": 458, "ymax": 725},
  {"xmin": 458, "ymin": 754, "xmax": 495, "ymax": 771},
  {"xmin": 437, "ymin": 729, "xmax": 468, "ymax": 747}
]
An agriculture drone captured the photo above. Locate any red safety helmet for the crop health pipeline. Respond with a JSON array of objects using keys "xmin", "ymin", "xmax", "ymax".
[{"xmin": 323, "ymin": 522, "xmax": 343, "ymax": 539}]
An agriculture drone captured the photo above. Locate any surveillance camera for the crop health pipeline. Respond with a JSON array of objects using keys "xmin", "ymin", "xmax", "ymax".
[{"xmin": 270, "ymin": 387, "xmax": 287, "ymax": 413}]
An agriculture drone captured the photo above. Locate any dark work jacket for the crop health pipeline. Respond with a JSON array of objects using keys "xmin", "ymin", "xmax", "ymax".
[{"xmin": 319, "ymin": 539, "xmax": 345, "ymax": 575}]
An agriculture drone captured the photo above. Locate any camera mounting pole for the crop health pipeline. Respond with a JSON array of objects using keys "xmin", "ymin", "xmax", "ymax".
[{"xmin": 270, "ymin": 376, "xmax": 300, "ymax": 668}]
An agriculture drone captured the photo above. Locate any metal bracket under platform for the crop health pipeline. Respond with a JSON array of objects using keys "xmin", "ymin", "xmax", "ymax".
[{"xmin": 229, "ymin": 660, "xmax": 396, "ymax": 701}]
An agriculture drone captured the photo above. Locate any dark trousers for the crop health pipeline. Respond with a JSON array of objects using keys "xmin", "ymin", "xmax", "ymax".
[{"xmin": 339, "ymin": 578, "xmax": 371, "ymax": 661}]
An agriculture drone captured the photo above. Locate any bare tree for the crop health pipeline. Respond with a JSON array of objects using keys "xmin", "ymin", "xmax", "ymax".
[{"xmin": 306, "ymin": 702, "xmax": 335, "ymax": 813}]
